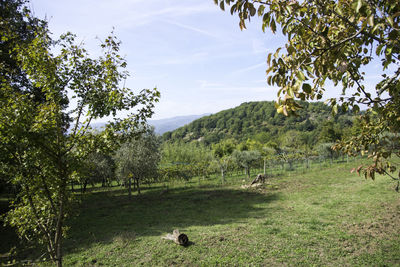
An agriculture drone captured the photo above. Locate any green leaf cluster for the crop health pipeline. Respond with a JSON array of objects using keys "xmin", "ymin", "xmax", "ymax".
[
  {"xmin": 0, "ymin": 1, "xmax": 160, "ymax": 265},
  {"xmin": 214, "ymin": 0, "xmax": 400, "ymax": 185}
]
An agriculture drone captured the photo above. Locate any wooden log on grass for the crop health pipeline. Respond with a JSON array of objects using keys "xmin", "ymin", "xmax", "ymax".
[
  {"xmin": 162, "ymin": 229, "xmax": 189, "ymax": 246},
  {"xmin": 251, "ymin": 173, "xmax": 267, "ymax": 185}
]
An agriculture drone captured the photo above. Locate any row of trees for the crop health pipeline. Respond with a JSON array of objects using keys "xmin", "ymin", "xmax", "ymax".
[
  {"xmin": 76, "ymin": 127, "xmax": 160, "ymax": 196},
  {"xmin": 69, "ymin": 129, "xmax": 347, "ymax": 195},
  {"xmin": 159, "ymin": 138, "xmax": 344, "ymax": 184}
]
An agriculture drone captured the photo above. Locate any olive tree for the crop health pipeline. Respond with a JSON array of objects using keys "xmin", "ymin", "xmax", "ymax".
[
  {"xmin": 161, "ymin": 142, "xmax": 213, "ymax": 180},
  {"xmin": 114, "ymin": 127, "xmax": 161, "ymax": 198},
  {"xmin": 79, "ymin": 152, "xmax": 115, "ymax": 192},
  {"xmin": 232, "ymin": 150, "xmax": 261, "ymax": 179},
  {"xmin": 212, "ymin": 139, "xmax": 236, "ymax": 183}
]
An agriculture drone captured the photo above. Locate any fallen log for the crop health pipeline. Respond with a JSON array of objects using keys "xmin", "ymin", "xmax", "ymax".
[
  {"xmin": 251, "ymin": 173, "xmax": 267, "ymax": 185},
  {"xmin": 162, "ymin": 229, "xmax": 189, "ymax": 246}
]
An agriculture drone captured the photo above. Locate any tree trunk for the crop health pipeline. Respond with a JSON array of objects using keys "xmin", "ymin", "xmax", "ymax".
[
  {"xmin": 263, "ymin": 159, "xmax": 266, "ymax": 175},
  {"xmin": 82, "ymin": 180, "xmax": 87, "ymax": 193},
  {"xmin": 54, "ymin": 192, "xmax": 65, "ymax": 267},
  {"xmin": 128, "ymin": 177, "xmax": 132, "ymax": 200},
  {"xmin": 220, "ymin": 167, "xmax": 225, "ymax": 183},
  {"xmin": 246, "ymin": 167, "xmax": 250, "ymax": 179},
  {"xmin": 136, "ymin": 177, "xmax": 140, "ymax": 194}
]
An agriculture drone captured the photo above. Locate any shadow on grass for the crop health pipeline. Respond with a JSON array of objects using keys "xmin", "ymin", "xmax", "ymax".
[{"xmin": 65, "ymin": 186, "xmax": 280, "ymax": 254}]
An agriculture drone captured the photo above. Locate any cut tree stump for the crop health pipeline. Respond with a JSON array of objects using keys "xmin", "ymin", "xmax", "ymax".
[
  {"xmin": 162, "ymin": 229, "xmax": 189, "ymax": 246},
  {"xmin": 251, "ymin": 174, "xmax": 267, "ymax": 185}
]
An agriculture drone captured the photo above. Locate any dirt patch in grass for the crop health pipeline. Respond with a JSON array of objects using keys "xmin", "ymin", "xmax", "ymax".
[
  {"xmin": 345, "ymin": 199, "xmax": 400, "ymax": 238},
  {"xmin": 341, "ymin": 198, "xmax": 400, "ymax": 259}
]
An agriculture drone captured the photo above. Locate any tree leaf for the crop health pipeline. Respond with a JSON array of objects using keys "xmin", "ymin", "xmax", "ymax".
[
  {"xmin": 302, "ymin": 83, "xmax": 312, "ymax": 94},
  {"xmin": 367, "ymin": 15, "xmax": 374, "ymax": 26},
  {"xmin": 356, "ymin": 0, "xmax": 362, "ymax": 13}
]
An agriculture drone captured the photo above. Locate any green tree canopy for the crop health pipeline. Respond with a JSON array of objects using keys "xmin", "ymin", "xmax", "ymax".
[
  {"xmin": 212, "ymin": 139, "xmax": 237, "ymax": 183},
  {"xmin": 0, "ymin": 2, "xmax": 160, "ymax": 265},
  {"xmin": 214, "ymin": 0, "xmax": 400, "ymax": 187},
  {"xmin": 232, "ymin": 150, "xmax": 261, "ymax": 179},
  {"xmin": 114, "ymin": 127, "xmax": 160, "ymax": 197}
]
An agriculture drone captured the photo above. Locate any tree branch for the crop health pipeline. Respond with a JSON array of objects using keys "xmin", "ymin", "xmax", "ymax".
[{"xmin": 378, "ymin": 67, "xmax": 400, "ymax": 95}]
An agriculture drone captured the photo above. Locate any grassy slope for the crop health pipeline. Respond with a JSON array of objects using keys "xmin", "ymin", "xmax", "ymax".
[
  {"xmin": 54, "ymin": 160, "xmax": 400, "ymax": 266},
  {"xmin": 2, "ymin": 160, "xmax": 399, "ymax": 266}
]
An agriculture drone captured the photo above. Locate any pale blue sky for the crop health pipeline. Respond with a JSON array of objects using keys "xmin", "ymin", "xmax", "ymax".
[{"xmin": 29, "ymin": 0, "xmax": 382, "ymax": 120}]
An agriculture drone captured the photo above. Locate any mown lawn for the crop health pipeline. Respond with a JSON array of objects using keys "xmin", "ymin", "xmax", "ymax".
[{"xmin": 2, "ymin": 159, "xmax": 400, "ymax": 266}]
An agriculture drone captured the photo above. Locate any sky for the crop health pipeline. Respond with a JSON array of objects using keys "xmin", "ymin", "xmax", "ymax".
[
  {"xmin": 28, "ymin": 0, "xmax": 383, "ymax": 120},
  {"xmin": 28, "ymin": 0, "xmax": 288, "ymax": 120}
]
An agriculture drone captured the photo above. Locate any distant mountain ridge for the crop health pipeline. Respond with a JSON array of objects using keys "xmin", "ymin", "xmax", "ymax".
[
  {"xmin": 148, "ymin": 114, "xmax": 211, "ymax": 134},
  {"xmin": 90, "ymin": 114, "xmax": 210, "ymax": 135}
]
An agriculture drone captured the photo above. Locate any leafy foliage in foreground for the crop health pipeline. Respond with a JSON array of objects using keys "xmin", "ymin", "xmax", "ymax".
[
  {"xmin": 214, "ymin": 0, "xmax": 400, "ymax": 185},
  {"xmin": 0, "ymin": 2, "xmax": 159, "ymax": 266}
]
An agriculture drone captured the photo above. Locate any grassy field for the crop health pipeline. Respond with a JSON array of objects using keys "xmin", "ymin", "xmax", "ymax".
[{"xmin": 1, "ymin": 159, "xmax": 400, "ymax": 266}]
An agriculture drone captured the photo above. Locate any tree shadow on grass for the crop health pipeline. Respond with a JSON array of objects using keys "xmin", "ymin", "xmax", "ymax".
[{"xmin": 65, "ymin": 186, "xmax": 280, "ymax": 255}]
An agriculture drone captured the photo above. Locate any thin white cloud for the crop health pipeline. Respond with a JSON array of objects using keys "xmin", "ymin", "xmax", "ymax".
[
  {"xmin": 116, "ymin": 3, "xmax": 218, "ymax": 30},
  {"xmin": 231, "ymin": 62, "xmax": 266, "ymax": 75},
  {"xmin": 198, "ymin": 81, "xmax": 276, "ymax": 94},
  {"xmin": 197, "ymin": 80, "xmax": 224, "ymax": 88},
  {"xmin": 252, "ymin": 39, "xmax": 270, "ymax": 54},
  {"xmin": 143, "ymin": 52, "xmax": 209, "ymax": 66},
  {"xmin": 164, "ymin": 20, "xmax": 219, "ymax": 39}
]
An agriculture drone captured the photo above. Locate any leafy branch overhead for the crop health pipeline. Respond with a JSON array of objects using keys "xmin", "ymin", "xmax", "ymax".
[{"xmin": 214, "ymin": 0, "xmax": 400, "ymax": 186}]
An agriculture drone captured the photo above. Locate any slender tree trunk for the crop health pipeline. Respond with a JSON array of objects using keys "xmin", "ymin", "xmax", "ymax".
[
  {"xmin": 220, "ymin": 167, "xmax": 225, "ymax": 183},
  {"xmin": 263, "ymin": 159, "xmax": 266, "ymax": 175},
  {"xmin": 83, "ymin": 180, "xmax": 87, "ymax": 193},
  {"xmin": 128, "ymin": 177, "xmax": 132, "ymax": 200},
  {"xmin": 55, "ymin": 199, "xmax": 64, "ymax": 267},
  {"xmin": 136, "ymin": 177, "xmax": 140, "ymax": 194},
  {"xmin": 55, "ymin": 173, "xmax": 68, "ymax": 267}
]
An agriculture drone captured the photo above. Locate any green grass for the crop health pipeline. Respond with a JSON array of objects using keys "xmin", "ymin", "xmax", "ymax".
[{"xmin": 2, "ymin": 159, "xmax": 400, "ymax": 266}]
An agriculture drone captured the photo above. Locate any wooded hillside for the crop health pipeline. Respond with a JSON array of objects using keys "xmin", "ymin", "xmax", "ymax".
[{"xmin": 162, "ymin": 101, "xmax": 355, "ymax": 147}]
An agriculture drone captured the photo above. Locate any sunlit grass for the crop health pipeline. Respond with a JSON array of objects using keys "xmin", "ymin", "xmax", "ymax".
[
  {"xmin": 2, "ymin": 158, "xmax": 400, "ymax": 266},
  {"xmin": 61, "ymin": 159, "xmax": 400, "ymax": 266}
]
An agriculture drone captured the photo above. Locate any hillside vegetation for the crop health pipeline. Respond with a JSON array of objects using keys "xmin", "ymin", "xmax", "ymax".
[{"xmin": 162, "ymin": 101, "xmax": 354, "ymax": 146}]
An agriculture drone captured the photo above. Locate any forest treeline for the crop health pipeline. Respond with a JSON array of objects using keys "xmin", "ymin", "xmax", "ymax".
[{"xmin": 162, "ymin": 101, "xmax": 356, "ymax": 147}]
